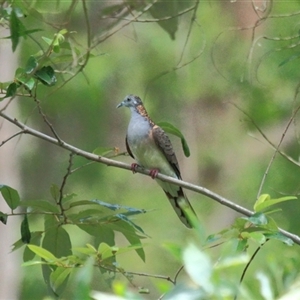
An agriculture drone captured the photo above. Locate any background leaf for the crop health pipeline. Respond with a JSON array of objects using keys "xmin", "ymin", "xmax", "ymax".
[
  {"xmin": 0, "ymin": 185, "xmax": 20, "ymax": 210},
  {"xmin": 21, "ymin": 214, "xmax": 31, "ymax": 243},
  {"xmin": 158, "ymin": 121, "xmax": 190, "ymax": 157},
  {"xmin": 0, "ymin": 212, "xmax": 8, "ymax": 224},
  {"xmin": 35, "ymin": 66, "xmax": 57, "ymax": 86}
]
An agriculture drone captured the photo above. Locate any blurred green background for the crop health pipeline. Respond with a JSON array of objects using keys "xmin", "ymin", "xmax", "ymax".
[{"xmin": 1, "ymin": 0, "xmax": 300, "ymax": 298}]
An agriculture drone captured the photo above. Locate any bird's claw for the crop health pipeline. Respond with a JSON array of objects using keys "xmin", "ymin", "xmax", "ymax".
[
  {"xmin": 131, "ymin": 163, "xmax": 139, "ymax": 174},
  {"xmin": 149, "ymin": 169, "xmax": 159, "ymax": 179},
  {"xmin": 131, "ymin": 164, "xmax": 159, "ymax": 179}
]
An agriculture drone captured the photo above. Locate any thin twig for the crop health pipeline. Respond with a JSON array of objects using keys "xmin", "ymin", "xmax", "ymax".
[
  {"xmin": 57, "ymin": 153, "xmax": 75, "ymax": 223},
  {"xmin": 234, "ymin": 241, "xmax": 266, "ymax": 300},
  {"xmin": 231, "ymin": 102, "xmax": 300, "ymax": 168},
  {"xmin": 126, "ymin": 270, "xmax": 176, "ymax": 285},
  {"xmin": 257, "ymin": 105, "xmax": 300, "ymax": 198},
  {"xmin": 232, "ymin": 100, "xmax": 300, "ymax": 198},
  {"xmin": 173, "ymin": 265, "xmax": 184, "ymax": 284},
  {"xmin": 100, "ymin": 264, "xmax": 176, "ymax": 285},
  {"xmin": 177, "ymin": 0, "xmax": 200, "ymax": 66},
  {"xmin": 48, "ymin": 0, "xmax": 92, "ymax": 94},
  {"xmin": 92, "ymin": 0, "xmax": 158, "ymax": 48},
  {"xmin": 0, "ymin": 130, "xmax": 24, "ymax": 147},
  {"xmin": 33, "ymin": 94, "xmax": 62, "ymax": 142},
  {"xmin": 102, "ymin": 5, "xmax": 195, "ymax": 23}
]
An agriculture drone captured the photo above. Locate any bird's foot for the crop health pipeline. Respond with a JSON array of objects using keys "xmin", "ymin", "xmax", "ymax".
[
  {"xmin": 131, "ymin": 163, "xmax": 139, "ymax": 174},
  {"xmin": 149, "ymin": 168, "xmax": 160, "ymax": 179}
]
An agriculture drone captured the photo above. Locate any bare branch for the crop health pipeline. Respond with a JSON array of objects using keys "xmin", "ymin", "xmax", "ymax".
[
  {"xmin": 231, "ymin": 102, "xmax": 300, "ymax": 168},
  {"xmin": 102, "ymin": 4, "xmax": 196, "ymax": 23},
  {"xmin": 33, "ymin": 95, "xmax": 63, "ymax": 142},
  {"xmin": 177, "ymin": 0, "xmax": 200, "ymax": 66},
  {"xmin": 57, "ymin": 153, "xmax": 75, "ymax": 223},
  {"xmin": 173, "ymin": 265, "xmax": 184, "ymax": 284},
  {"xmin": 0, "ymin": 130, "xmax": 24, "ymax": 147},
  {"xmin": 1, "ymin": 110, "xmax": 300, "ymax": 245}
]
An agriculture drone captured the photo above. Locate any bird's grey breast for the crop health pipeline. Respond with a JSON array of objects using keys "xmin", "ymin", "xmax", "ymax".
[
  {"xmin": 126, "ymin": 112, "xmax": 155, "ymax": 167},
  {"xmin": 127, "ymin": 113, "xmax": 150, "ymax": 146}
]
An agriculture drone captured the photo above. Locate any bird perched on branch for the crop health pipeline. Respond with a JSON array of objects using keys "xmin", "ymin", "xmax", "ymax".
[{"xmin": 117, "ymin": 94, "xmax": 196, "ymax": 228}]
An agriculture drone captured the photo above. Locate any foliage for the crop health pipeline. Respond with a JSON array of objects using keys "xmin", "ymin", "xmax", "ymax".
[{"xmin": 1, "ymin": 0, "xmax": 300, "ymax": 299}]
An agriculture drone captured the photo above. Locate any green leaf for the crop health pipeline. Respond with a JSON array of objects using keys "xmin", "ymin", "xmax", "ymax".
[
  {"xmin": 116, "ymin": 213, "xmax": 145, "ymax": 235},
  {"xmin": 19, "ymin": 200, "xmax": 60, "ymax": 213},
  {"xmin": 50, "ymin": 267, "xmax": 72, "ymax": 293},
  {"xmin": 67, "ymin": 208, "xmax": 104, "ymax": 222},
  {"xmin": 183, "ymin": 243, "xmax": 213, "ymax": 293},
  {"xmin": 111, "ymin": 243, "xmax": 145, "ymax": 257},
  {"xmin": 163, "ymin": 242, "xmax": 182, "ymax": 261},
  {"xmin": 263, "ymin": 215, "xmax": 278, "ymax": 231},
  {"xmin": 35, "ymin": 66, "xmax": 57, "ymax": 86},
  {"xmin": 157, "ymin": 121, "xmax": 190, "ymax": 157},
  {"xmin": 50, "ymin": 184, "xmax": 60, "ymax": 201},
  {"xmin": 2, "ymin": 82, "xmax": 18, "ymax": 99},
  {"xmin": 4, "ymin": 7, "xmax": 42, "ymax": 52},
  {"xmin": 265, "ymin": 232, "xmax": 294, "ymax": 246},
  {"xmin": 43, "ymin": 226, "xmax": 72, "ymax": 259},
  {"xmin": 0, "ymin": 211, "xmax": 8, "ymax": 224},
  {"xmin": 42, "ymin": 225, "xmax": 72, "ymax": 296},
  {"xmin": 41, "ymin": 36, "xmax": 53, "ymax": 46},
  {"xmin": 73, "ymin": 246, "xmax": 97, "ymax": 256},
  {"xmin": 27, "ymin": 245, "xmax": 57, "ymax": 261},
  {"xmin": 9, "ymin": 9, "xmax": 22, "ymax": 52},
  {"xmin": 23, "ymin": 231, "xmax": 43, "ymax": 262},
  {"xmin": 68, "ymin": 200, "xmax": 98, "ymax": 208},
  {"xmin": 21, "ymin": 215, "xmax": 31, "ymax": 243},
  {"xmin": 14, "ymin": 67, "xmax": 35, "ymax": 91},
  {"xmin": 62, "ymin": 193, "xmax": 77, "ymax": 203},
  {"xmin": 25, "ymin": 56, "xmax": 38, "ymax": 74},
  {"xmin": 22, "ymin": 260, "xmax": 48, "ymax": 267},
  {"xmin": 90, "ymin": 199, "xmax": 146, "ymax": 214},
  {"xmin": 254, "ymin": 194, "xmax": 297, "ymax": 212},
  {"xmin": 42, "ymin": 30, "xmax": 67, "ymax": 52},
  {"xmin": 11, "ymin": 238, "xmax": 25, "ymax": 253},
  {"xmin": 74, "ymin": 257, "xmax": 94, "ymax": 300},
  {"xmin": 215, "ymin": 253, "xmax": 249, "ymax": 269},
  {"xmin": 254, "ymin": 194, "xmax": 274, "ymax": 211},
  {"xmin": 241, "ymin": 231, "xmax": 266, "ymax": 245},
  {"xmin": 110, "ymin": 221, "xmax": 146, "ymax": 261},
  {"xmin": 247, "ymin": 212, "xmax": 268, "ymax": 226},
  {"xmin": 149, "ymin": 1, "xmax": 179, "ymax": 40},
  {"xmin": 0, "ymin": 184, "xmax": 20, "ymax": 210},
  {"xmin": 98, "ymin": 242, "xmax": 116, "ymax": 260},
  {"xmin": 44, "ymin": 214, "xmax": 59, "ymax": 231},
  {"xmin": 94, "ymin": 226, "xmax": 115, "ymax": 247},
  {"xmin": 236, "ymin": 238, "xmax": 248, "ymax": 252}
]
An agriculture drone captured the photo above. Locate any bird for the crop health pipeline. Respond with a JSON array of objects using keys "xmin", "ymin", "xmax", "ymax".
[{"xmin": 117, "ymin": 94, "xmax": 196, "ymax": 228}]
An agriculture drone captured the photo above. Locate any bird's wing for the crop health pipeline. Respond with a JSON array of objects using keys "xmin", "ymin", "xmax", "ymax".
[
  {"xmin": 125, "ymin": 135, "xmax": 134, "ymax": 159},
  {"xmin": 152, "ymin": 125, "xmax": 181, "ymax": 179}
]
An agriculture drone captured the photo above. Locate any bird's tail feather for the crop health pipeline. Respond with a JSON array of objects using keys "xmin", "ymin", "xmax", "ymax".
[{"xmin": 164, "ymin": 188, "xmax": 196, "ymax": 228}]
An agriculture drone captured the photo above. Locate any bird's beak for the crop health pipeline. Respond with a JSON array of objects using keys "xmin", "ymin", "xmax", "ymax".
[{"xmin": 116, "ymin": 101, "xmax": 124, "ymax": 108}]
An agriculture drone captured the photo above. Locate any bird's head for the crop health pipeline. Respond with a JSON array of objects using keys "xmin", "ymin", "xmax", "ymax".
[{"xmin": 117, "ymin": 95, "xmax": 143, "ymax": 109}]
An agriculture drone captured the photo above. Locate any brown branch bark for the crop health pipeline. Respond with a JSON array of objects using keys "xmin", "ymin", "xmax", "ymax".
[{"xmin": 1, "ymin": 110, "xmax": 300, "ymax": 245}]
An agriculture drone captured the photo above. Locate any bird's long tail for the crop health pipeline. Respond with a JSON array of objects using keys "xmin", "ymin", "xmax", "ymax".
[{"xmin": 163, "ymin": 187, "xmax": 196, "ymax": 228}]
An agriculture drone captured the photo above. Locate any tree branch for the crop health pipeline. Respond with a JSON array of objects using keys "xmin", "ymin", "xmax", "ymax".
[{"xmin": 1, "ymin": 110, "xmax": 300, "ymax": 245}]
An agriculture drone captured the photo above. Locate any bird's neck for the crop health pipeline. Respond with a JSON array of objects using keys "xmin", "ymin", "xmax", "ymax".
[{"xmin": 130, "ymin": 104, "xmax": 154, "ymax": 126}]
